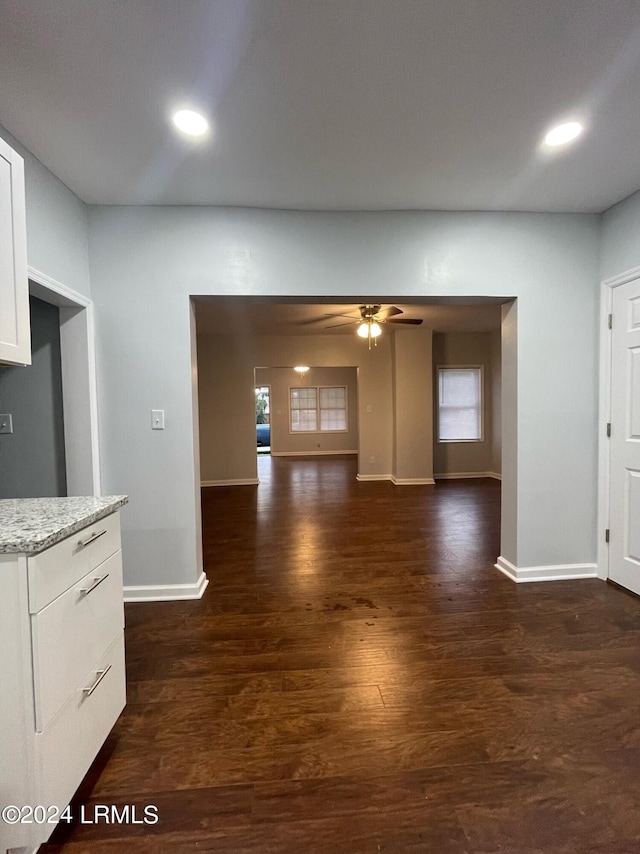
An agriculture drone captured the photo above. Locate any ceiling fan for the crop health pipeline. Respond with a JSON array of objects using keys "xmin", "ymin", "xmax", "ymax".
[{"xmin": 324, "ymin": 304, "xmax": 423, "ymax": 348}]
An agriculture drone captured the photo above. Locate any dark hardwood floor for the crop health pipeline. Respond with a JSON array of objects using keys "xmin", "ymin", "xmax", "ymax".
[{"xmin": 43, "ymin": 455, "xmax": 640, "ymax": 853}]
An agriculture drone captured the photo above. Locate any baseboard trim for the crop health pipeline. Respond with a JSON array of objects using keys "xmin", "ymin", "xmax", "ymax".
[
  {"xmin": 356, "ymin": 473, "xmax": 392, "ymax": 482},
  {"xmin": 390, "ymin": 476, "xmax": 436, "ymax": 486},
  {"xmin": 435, "ymin": 471, "xmax": 502, "ymax": 480},
  {"xmin": 124, "ymin": 571, "xmax": 209, "ymax": 602},
  {"xmin": 355, "ymin": 473, "xmax": 436, "ymax": 486},
  {"xmin": 201, "ymin": 478, "xmax": 259, "ymax": 487},
  {"xmin": 271, "ymin": 450, "xmax": 357, "ymax": 457},
  {"xmin": 495, "ymin": 556, "xmax": 598, "ymax": 584}
]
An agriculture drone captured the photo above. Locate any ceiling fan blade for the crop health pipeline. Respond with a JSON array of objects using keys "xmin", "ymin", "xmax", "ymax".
[
  {"xmin": 295, "ymin": 316, "xmax": 334, "ymax": 325},
  {"xmin": 386, "ymin": 317, "xmax": 423, "ymax": 325},
  {"xmin": 376, "ymin": 306, "xmax": 403, "ymax": 319},
  {"xmin": 325, "ymin": 320, "xmax": 359, "ymax": 329},
  {"xmin": 295, "ymin": 311, "xmax": 359, "ymax": 325}
]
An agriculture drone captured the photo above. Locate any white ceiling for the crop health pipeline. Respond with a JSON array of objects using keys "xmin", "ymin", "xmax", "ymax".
[
  {"xmin": 193, "ymin": 298, "xmax": 504, "ymax": 335},
  {"xmin": 2, "ymin": 0, "xmax": 640, "ymax": 212}
]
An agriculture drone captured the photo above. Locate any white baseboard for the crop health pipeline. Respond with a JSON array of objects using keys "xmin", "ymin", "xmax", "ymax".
[
  {"xmin": 124, "ymin": 571, "xmax": 209, "ymax": 602},
  {"xmin": 390, "ymin": 476, "xmax": 436, "ymax": 485},
  {"xmin": 201, "ymin": 478, "xmax": 259, "ymax": 487},
  {"xmin": 495, "ymin": 556, "xmax": 598, "ymax": 583},
  {"xmin": 356, "ymin": 473, "xmax": 435, "ymax": 485},
  {"xmin": 435, "ymin": 471, "xmax": 502, "ymax": 480},
  {"xmin": 271, "ymin": 450, "xmax": 357, "ymax": 457}
]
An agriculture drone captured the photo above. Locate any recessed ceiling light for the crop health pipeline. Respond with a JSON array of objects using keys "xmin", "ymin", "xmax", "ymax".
[
  {"xmin": 543, "ymin": 121, "xmax": 583, "ymax": 148},
  {"xmin": 172, "ymin": 109, "xmax": 209, "ymax": 138}
]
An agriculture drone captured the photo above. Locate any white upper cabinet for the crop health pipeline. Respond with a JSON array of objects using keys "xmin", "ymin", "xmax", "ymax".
[{"xmin": 0, "ymin": 135, "xmax": 30, "ymax": 365}]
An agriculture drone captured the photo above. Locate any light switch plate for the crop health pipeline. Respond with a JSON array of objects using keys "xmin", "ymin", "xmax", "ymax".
[
  {"xmin": 0, "ymin": 414, "xmax": 13, "ymax": 434},
  {"xmin": 151, "ymin": 409, "xmax": 165, "ymax": 430}
]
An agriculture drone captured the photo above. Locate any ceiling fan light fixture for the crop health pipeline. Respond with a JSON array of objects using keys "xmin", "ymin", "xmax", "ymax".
[
  {"xmin": 357, "ymin": 321, "xmax": 381, "ymax": 338},
  {"xmin": 357, "ymin": 319, "xmax": 382, "ymax": 349}
]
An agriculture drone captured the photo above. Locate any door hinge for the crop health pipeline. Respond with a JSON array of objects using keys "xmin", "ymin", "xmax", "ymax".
[
  {"xmin": 605, "ymin": 528, "xmax": 610, "ymax": 544},
  {"xmin": 607, "ymin": 422, "xmax": 611, "ymax": 438},
  {"xmin": 608, "ymin": 313, "xmax": 612, "ymax": 329}
]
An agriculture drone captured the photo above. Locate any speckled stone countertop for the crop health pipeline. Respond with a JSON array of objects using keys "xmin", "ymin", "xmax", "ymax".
[{"xmin": 0, "ymin": 496, "xmax": 128, "ymax": 555}]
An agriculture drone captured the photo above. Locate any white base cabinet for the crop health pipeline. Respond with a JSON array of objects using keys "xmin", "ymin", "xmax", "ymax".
[{"xmin": 0, "ymin": 511, "xmax": 126, "ymax": 853}]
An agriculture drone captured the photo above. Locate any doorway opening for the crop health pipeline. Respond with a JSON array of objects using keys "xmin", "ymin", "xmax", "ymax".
[
  {"xmin": 27, "ymin": 268, "xmax": 101, "ymax": 496},
  {"xmin": 0, "ymin": 295, "xmax": 67, "ymax": 498},
  {"xmin": 192, "ymin": 295, "xmax": 515, "ymax": 571},
  {"xmin": 256, "ymin": 384, "xmax": 271, "ymax": 455},
  {"xmin": 598, "ymin": 271, "xmax": 640, "ymax": 595}
]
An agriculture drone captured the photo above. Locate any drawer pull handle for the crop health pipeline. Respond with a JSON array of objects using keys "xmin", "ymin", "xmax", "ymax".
[
  {"xmin": 83, "ymin": 664, "xmax": 112, "ymax": 697},
  {"xmin": 77, "ymin": 529, "xmax": 107, "ymax": 548},
  {"xmin": 79, "ymin": 573, "xmax": 109, "ymax": 597}
]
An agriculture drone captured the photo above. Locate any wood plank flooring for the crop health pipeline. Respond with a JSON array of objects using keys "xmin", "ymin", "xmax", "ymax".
[{"xmin": 42, "ymin": 455, "xmax": 640, "ymax": 853}]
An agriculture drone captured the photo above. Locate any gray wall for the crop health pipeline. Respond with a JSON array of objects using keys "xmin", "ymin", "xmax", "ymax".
[
  {"xmin": 601, "ymin": 189, "xmax": 640, "ymax": 281},
  {"xmin": 255, "ymin": 366, "xmax": 358, "ymax": 456},
  {"xmin": 88, "ymin": 206, "xmax": 600, "ymax": 586},
  {"xmin": 0, "ymin": 296, "xmax": 67, "ymax": 498},
  {"xmin": 0, "ymin": 124, "xmax": 90, "ymax": 297},
  {"xmin": 433, "ymin": 331, "xmax": 501, "ymax": 476}
]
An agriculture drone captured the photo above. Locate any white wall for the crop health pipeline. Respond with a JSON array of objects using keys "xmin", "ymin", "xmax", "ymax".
[
  {"xmin": 0, "ymin": 125, "xmax": 90, "ymax": 297},
  {"xmin": 88, "ymin": 206, "xmax": 600, "ymax": 587}
]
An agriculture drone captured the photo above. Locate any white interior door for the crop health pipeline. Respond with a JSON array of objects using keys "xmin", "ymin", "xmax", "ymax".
[{"xmin": 609, "ymin": 277, "xmax": 640, "ymax": 595}]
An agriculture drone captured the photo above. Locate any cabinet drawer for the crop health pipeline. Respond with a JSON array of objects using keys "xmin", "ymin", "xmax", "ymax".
[
  {"xmin": 36, "ymin": 633, "xmax": 126, "ymax": 812},
  {"xmin": 28, "ymin": 511, "xmax": 121, "ymax": 613},
  {"xmin": 31, "ymin": 551, "xmax": 124, "ymax": 732}
]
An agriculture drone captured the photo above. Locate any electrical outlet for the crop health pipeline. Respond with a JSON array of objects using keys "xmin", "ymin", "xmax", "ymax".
[
  {"xmin": 0, "ymin": 414, "xmax": 13, "ymax": 434},
  {"xmin": 369, "ymin": 455, "xmax": 375, "ymax": 463}
]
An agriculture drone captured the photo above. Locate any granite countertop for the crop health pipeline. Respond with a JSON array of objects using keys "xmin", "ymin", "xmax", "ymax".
[{"xmin": 0, "ymin": 495, "xmax": 128, "ymax": 555}]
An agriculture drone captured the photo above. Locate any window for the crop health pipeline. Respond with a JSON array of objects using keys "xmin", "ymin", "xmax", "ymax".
[
  {"xmin": 290, "ymin": 386, "xmax": 347, "ymax": 432},
  {"xmin": 290, "ymin": 387, "xmax": 318, "ymax": 432},
  {"xmin": 437, "ymin": 367, "xmax": 483, "ymax": 442},
  {"xmin": 319, "ymin": 386, "xmax": 347, "ymax": 430}
]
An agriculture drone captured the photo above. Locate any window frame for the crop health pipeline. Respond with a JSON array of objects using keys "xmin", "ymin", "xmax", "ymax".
[
  {"xmin": 289, "ymin": 384, "xmax": 349, "ymax": 434},
  {"xmin": 436, "ymin": 365, "xmax": 485, "ymax": 444}
]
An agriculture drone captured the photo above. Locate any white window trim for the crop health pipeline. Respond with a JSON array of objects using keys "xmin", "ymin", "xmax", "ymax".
[
  {"xmin": 289, "ymin": 384, "xmax": 349, "ymax": 434},
  {"xmin": 436, "ymin": 364, "xmax": 485, "ymax": 444}
]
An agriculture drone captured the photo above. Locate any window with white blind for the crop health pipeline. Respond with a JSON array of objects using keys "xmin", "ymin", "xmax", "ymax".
[
  {"xmin": 437, "ymin": 367, "xmax": 483, "ymax": 442},
  {"xmin": 290, "ymin": 387, "xmax": 318, "ymax": 432},
  {"xmin": 290, "ymin": 386, "xmax": 347, "ymax": 432}
]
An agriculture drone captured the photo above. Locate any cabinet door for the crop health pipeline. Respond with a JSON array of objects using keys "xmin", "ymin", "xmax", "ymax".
[{"xmin": 0, "ymin": 136, "xmax": 30, "ymax": 365}]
